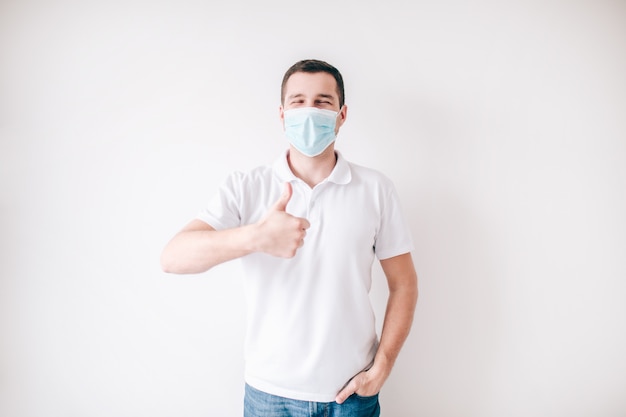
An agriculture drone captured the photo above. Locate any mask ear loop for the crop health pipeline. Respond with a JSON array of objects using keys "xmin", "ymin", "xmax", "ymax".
[
  {"xmin": 336, "ymin": 105, "xmax": 344, "ymax": 122},
  {"xmin": 335, "ymin": 104, "xmax": 346, "ymax": 126},
  {"xmin": 333, "ymin": 106, "xmax": 345, "ymax": 135}
]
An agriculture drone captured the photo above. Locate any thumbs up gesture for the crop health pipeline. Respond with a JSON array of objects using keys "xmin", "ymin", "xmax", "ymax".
[{"xmin": 255, "ymin": 183, "xmax": 310, "ymax": 258}]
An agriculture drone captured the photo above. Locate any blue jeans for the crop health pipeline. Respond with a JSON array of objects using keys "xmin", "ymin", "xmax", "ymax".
[{"xmin": 244, "ymin": 384, "xmax": 381, "ymax": 417}]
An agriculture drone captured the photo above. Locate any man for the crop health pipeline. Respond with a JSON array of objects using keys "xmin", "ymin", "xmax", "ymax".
[{"xmin": 161, "ymin": 59, "xmax": 418, "ymax": 417}]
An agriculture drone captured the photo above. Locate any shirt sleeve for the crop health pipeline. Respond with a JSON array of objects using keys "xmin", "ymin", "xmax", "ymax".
[
  {"xmin": 374, "ymin": 182, "xmax": 415, "ymax": 260},
  {"xmin": 196, "ymin": 172, "xmax": 243, "ymax": 231}
]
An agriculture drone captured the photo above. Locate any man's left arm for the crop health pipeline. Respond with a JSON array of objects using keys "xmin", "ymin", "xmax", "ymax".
[{"xmin": 335, "ymin": 252, "xmax": 418, "ymax": 403}]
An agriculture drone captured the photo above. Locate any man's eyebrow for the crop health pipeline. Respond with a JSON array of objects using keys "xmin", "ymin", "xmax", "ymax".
[
  {"xmin": 286, "ymin": 93, "xmax": 336, "ymax": 102},
  {"xmin": 316, "ymin": 94, "xmax": 335, "ymax": 101}
]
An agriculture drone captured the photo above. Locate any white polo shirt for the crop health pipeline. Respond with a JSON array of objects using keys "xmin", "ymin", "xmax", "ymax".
[{"xmin": 197, "ymin": 150, "xmax": 414, "ymax": 402}]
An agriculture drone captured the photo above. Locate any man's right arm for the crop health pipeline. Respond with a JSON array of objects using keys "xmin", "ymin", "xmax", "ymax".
[
  {"xmin": 160, "ymin": 219, "xmax": 259, "ymax": 274},
  {"xmin": 160, "ymin": 183, "xmax": 309, "ymax": 274}
]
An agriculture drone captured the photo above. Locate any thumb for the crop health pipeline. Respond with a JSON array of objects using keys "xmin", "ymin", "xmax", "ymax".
[
  {"xmin": 272, "ymin": 182, "xmax": 293, "ymax": 212},
  {"xmin": 335, "ymin": 380, "xmax": 356, "ymax": 404}
]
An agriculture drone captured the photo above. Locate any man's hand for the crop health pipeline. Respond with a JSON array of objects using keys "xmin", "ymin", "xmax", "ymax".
[
  {"xmin": 335, "ymin": 367, "xmax": 387, "ymax": 404},
  {"xmin": 255, "ymin": 182, "xmax": 310, "ymax": 258}
]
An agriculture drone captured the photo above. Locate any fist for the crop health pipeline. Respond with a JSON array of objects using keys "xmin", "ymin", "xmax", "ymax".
[{"xmin": 256, "ymin": 183, "xmax": 310, "ymax": 258}]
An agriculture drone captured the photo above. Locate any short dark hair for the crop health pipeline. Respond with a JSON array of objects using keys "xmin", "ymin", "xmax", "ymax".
[{"xmin": 281, "ymin": 59, "xmax": 345, "ymax": 108}]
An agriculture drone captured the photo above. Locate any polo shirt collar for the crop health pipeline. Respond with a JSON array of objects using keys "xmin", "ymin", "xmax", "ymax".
[{"xmin": 273, "ymin": 150, "xmax": 352, "ymax": 185}]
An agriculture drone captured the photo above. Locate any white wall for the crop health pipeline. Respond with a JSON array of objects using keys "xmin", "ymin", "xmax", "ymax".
[{"xmin": 1, "ymin": 1, "xmax": 625, "ymax": 416}]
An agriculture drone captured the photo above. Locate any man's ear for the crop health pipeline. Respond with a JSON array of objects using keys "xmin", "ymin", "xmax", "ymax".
[
  {"xmin": 279, "ymin": 105, "xmax": 285, "ymax": 129},
  {"xmin": 336, "ymin": 105, "xmax": 348, "ymax": 130}
]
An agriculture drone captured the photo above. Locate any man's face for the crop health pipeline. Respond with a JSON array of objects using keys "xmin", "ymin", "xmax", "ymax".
[{"xmin": 280, "ymin": 71, "xmax": 347, "ymax": 133}]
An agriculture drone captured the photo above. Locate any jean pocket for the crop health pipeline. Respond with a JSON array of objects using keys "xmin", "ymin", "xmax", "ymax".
[
  {"xmin": 353, "ymin": 392, "xmax": 379, "ymax": 401},
  {"xmin": 345, "ymin": 393, "xmax": 380, "ymax": 416}
]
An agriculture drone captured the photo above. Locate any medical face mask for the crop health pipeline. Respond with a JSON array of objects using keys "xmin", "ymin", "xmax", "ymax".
[{"xmin": 283, "ymin": 107, "xmax": 342, "ymax": 157}]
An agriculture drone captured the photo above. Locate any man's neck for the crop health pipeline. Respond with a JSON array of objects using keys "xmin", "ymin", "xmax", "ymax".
[{"xmin": 287, "ymin": 146, "xmax": 337, "ymax": 188}]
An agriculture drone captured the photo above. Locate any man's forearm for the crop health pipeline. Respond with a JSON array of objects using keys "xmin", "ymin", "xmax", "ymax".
[
  {"xmin": 160, "ymin": 221, "xmax": 257, "ymax": 274},
  {"xmin": 370, "ymin": 281, "xmax": 418, "ymax": 380}
]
